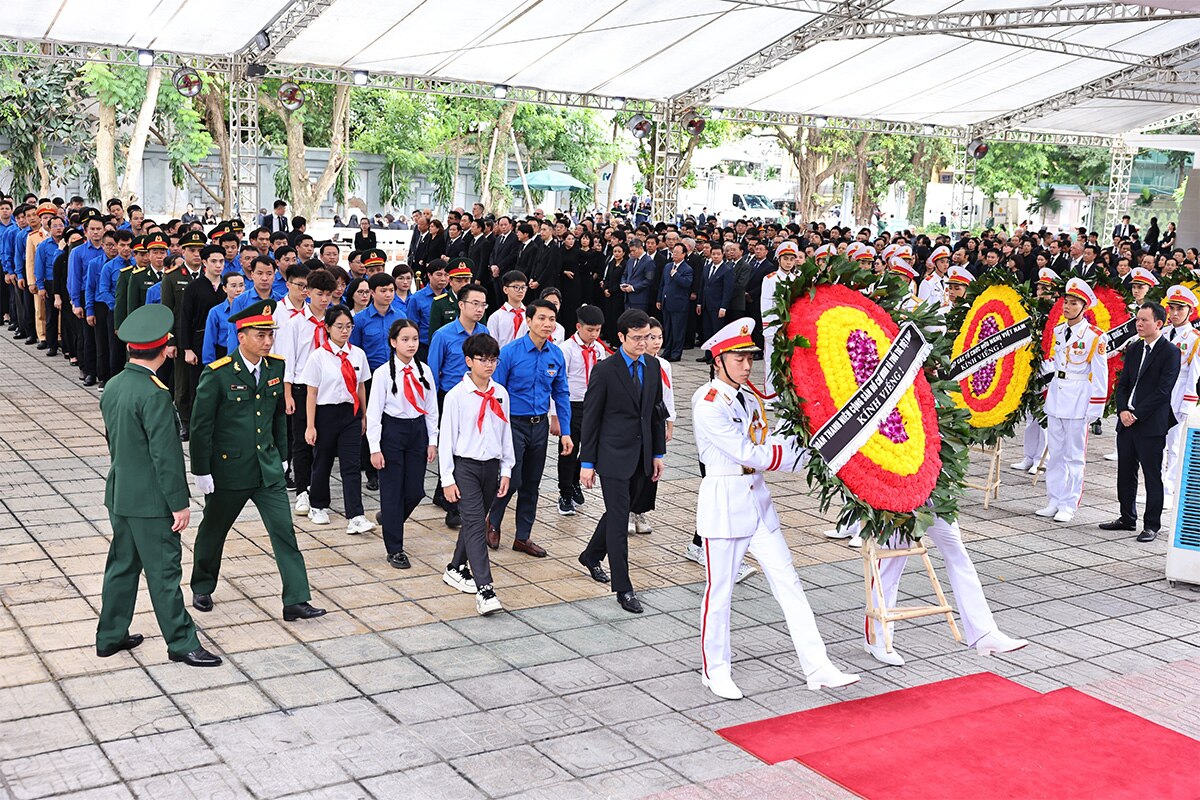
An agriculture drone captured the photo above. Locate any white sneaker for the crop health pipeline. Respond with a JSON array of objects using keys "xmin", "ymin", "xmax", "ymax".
[
  {"xmin": 307, "ymin": 507, "xmax": 330, "ymax": 525},
  {"xmin": 824, "ymin": 526, "xmax": 853, "ymax": 539},
  {"xmin": 974, "ymin": 629, "xmax": 1029, "ymax": 656},
  {"xmin": 1028, "ymin": 464, "xmax": 1040, "ymax": 476},
  {"xmin": 1035, "ymin": 505, "xmax": 1058, "ymax": 517},
  {"xmin": 1009, "ymin": 459, "xmax": 1033, "ymax": 471},
  {"xmin": 864, "ymin": 639, "xmax": 905, "ymax": 666},
  {"xmin": 346, "ymin": 515, "xmax": 375, "ymax": 534},
  {"xmin": 294, "ymin": 491, "xmax": 310, "ymax": 514},
  {"xmin": 1053, "ymin": 508, "xmax": 1075, "ymax": 523},
  {"xmin": 847, "ymin": 534, "xmax": 863, "ymax": 548},
  {"xmin": 806, "ymin": 663, "xmax": 861, "ymax": 691},
  {"xmin": 476, "ymin": 584, "xmax": 502, "ymax": 616},
  {"xmin": 1103, "ymin": 450, "xmax": 1119, "ymax": 462},
  {"xmin": 633, "ymin": 513, "xmax": 652, "ymax": 534},
  {"xmin": 701, "ymin": 672, "xmax": 744, "ymax": 700},
  {"xmin": 442, "ymin": 564, "xmax": 475, "ymax": 594},
  {"xmin": 683, "ymin": 542, "xmax": 705, "ymax": 565},
  {"xmin": 734, "ymin": 561, "xmax": 757, "ymax": 583}
]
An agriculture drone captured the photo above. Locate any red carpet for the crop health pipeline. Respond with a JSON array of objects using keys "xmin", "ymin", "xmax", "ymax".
[
  {"xmin": 719, "ymin": 674, "xmax": 1200, "ymax": 800},
  {"xmin": 718, "ymin": 672, "xmax": 1036, "ymax": 763}
]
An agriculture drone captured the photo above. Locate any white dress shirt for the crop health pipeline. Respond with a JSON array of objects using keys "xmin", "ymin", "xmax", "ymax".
[
  {"xmin": 366, "ymin": 356, "xmax": 440, "ymax": 451},
  {"xmin": 656, "ymin": 355, "xmax": 677, "ymax": 421},
  {"xmin": 560, "ymin": 333, "xmax": 608, "ymax": 403},
  {"xmin": 439, "ymin": 374, "xmax": 516, "ymax": 484},
  {"xmin": 298, "ymin": 342, "xmax": 369, "ymax": 405},
  {"xmin": 274, "ymin": 296, "xmax": 308, "ymax": 331},
  {"xmin": 276, "ymin": 306, "xmax": 324, "ymax": 384},
  {"xmin": 488, "ymin": 303, "xmax": 528, "ymax": 349}
]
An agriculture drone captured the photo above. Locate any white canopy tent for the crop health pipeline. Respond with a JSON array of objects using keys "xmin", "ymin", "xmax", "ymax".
[{"xmin": 3, "ymin": 0, "xmax": 1199, "ymax": 222}]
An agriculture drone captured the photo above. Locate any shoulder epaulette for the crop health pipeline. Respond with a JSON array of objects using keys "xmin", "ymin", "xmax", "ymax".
[
  {"xmin": 765, "ymin": 271, "xmax": 777, "ymax": 280},
  {"xmin": 150, "ymin": 375, "xmax": 169, "ymax": 391},
  {"xmin": 1089, "ymin": 324, "xmax": 1103, "ymax": 335},
  {"xmin": 433, "ymin": 293, "xmax": 448, "ymax": 300},
  {"xmin": 704, "ymin": 388, "xmax": 718, "ymax": 402},
  {"xmin": 207, "ymin": 356, "xmax": 232, "ymax": 370},
  {"xmin": 266, "ymin": 352, "xmax": 285, "ymax": 360},
  {"xmin": 120, "ymin": 265, "xmax": 135, "ymax": 272}
]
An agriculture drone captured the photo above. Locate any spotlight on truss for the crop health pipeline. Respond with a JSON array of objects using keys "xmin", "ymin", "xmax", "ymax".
[
  {"xmin": 353, "ymin": 70, "xmax": 369, "ymax": 86},
  {"xmin": 137, "ymin": 49, "xmax": 154, "ymax": 68},
  {"xmin": 172, "ymin": 67, "xmax": 203, "ymax": 97},
  {"xmin": 493, "ymin": 84, "xmax": 509, "ymax": 99},
  {"xmin": 278, "ymin": 82, "xmax": 305, "ymax": 111},
  {"xmin": 967, "ymin": 137, "xmax": 989, "ymax": 159},
  {"xmin": 627, "ymin": 114, "xmax": 652, "ymax": 139},
  {"xmin": 683, "ymin": 110, "xmax": 706, "ymax": 137}
]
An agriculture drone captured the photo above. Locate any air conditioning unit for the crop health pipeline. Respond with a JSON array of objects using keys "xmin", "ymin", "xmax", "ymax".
[{"xmin": 1166, "ymin": 410, "xmax": 1200, "ymax": 588}]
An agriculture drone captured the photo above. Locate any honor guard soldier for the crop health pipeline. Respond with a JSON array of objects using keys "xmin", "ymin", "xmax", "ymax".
[
  {"xmin": 96, "ymin": 304, "xmax": 222, "ymax": 667},
  {"xmin": 188, "ymin": 298, "xmax": 327, "ymax": 621},
  {"xmin": 1012, "ymin": 267, "xmax": 1061, "ymax": 474},
  {"xmin": 1038, "ymin": 277, "xmax": 1108, "ymax": 523},
  {"xmin": 759, "ymin": 240, "xmax": 801, "ymax": 392},
  {"xmin": 1163, "ymin": 285, "xmax": 1200, "ymax": 507},
  {"xmin": 887, "ymin": 255, "xmax": 921, "ymax": 312},
  {"xmin": 124, "ymin": 232, "xmax": 170, "ymax": 317},
  {"xmin": 919, "ymin": 245, "xmax": 952, "ymax": 312},
  {"xmin": 430, "ymin": 258, "xmax": 474, "ymax": 337},
  {"xmin": 945, "ymin": 265, "xmax": 973, "ymax": 304},
  {"xmin": 693, "ymin": 317, "xmax": 859, "ymax": 700}
]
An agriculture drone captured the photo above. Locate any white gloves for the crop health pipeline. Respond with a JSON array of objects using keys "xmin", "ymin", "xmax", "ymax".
[
  {"xmin": 194, "ymin": 474, "xmax": 215, "ymax": 495},
  {"xmin": 281, "ymin": 460, "xmax": 289, "ymax": 474}
]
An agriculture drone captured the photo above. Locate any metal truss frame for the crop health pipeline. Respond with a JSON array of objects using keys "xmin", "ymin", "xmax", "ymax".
[
  {"xmin": 949, "ymin": 136, "xmax": 979, "ymax": 232},
  {"xmin": 0, "ymin": 37, "xmax": 232, "ymax": 71},
  {"xmin": 1102, "ymin": 139, "xmax": 1138, "ymax": 235},
  {"xmin": 240, "ymin": 0, "xmax": 335, "ymax": 61},
  {"xmin": 647, "ymin": 108, "xmax": 690, "ymax": 221},
  {"xmin": 1098, "ymin": 89, "xmax": 1200, "ymax": 105},
  {"xmin": 1138, "ymin": 109, "xmax": 1200, "ymax": 132},
  {"xmin": 833, "ymin": 3, "xmax": 1200, "ymax": 35},
  {"xmin": 229, "ymin": 60, "xmax": 262, "ymax": 224}
]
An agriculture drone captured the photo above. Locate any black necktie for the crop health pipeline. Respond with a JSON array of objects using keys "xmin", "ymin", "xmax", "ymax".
[
  {"xmin": 736, "ymin": 391, "xmax": 748, "ymax": 412},
  {"xmin": 1170, "ymin": 328, "xmax": 1177, "ymax": 342},
  {"xmin": 630, "ymin": 360, "xmax": 641, "ymax": 387},
  {"xmin": 1131, "ymin": 341, "xmax": 1153, "ymax": 406}
]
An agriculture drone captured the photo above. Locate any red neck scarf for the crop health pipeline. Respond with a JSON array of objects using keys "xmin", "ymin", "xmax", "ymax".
[
  {"xmin": 324, "ymin": 342, "xmax": 360, "ymax": 414},
  {"xmin": 402, "ymin": 365, "xmax": 427, "ymax": 414},
  {"xmin": 474, "ymin": 386, "xmax": 507, "ymax": 431},
  {"xmin": 577, "ymin": 336, "xmax": 599, "ymax": 384},
  {"xmin": 309, "ymin": 316, "xmax": 326, "ymax": 350},
  {"xmin": 660, "ymin": 365, "xmax": 671, "ymax": 388},
  {"xmin": 510, "ymin": 305, "xmax": 524, "ymax": 338}
]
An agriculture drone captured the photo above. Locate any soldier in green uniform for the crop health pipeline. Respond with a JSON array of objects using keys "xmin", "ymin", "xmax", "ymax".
[
  {"xmin": 188, "ymin": 298, "xmax": 326, "ymax": 621},
  {"xmin": 428, "ymin": 258, "xmax": 473, "ymax": 337},
  {"xmin": 95, "ymin": 304, "xmax": 222, "ymax": 667},
  {"xmin": 113, "ymin": 235, "xmax": 145, "ymax": 330},
  {"xmin": 124, "ymin": 231, "xmax": 169, "ymax": 316},
  {"xmin": 164, "ymin": 230, "xmax": 205, "ymax": 438}
]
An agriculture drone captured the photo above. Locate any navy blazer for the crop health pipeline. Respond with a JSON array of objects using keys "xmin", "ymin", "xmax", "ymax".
[
  {"xmin": 621, "ymin": 253, "xmax": 656, "ymax": 310},
  {"xmin": 658, "ymin": 259, "xmax": 694, "ymax": 309},
  {"xmin": 1116, "ymin": 336, "xmax": 1180, "ymax": 438},
  {"xmin": 698, "ymin": 260, "xmax": 735, "ymax": 312}
]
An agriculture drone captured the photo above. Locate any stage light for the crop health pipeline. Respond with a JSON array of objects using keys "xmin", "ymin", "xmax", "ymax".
[
  {"xmin": 922, "ymin": 124, "xmax": 934, "ymax": 135},
  {"xmin": 493, "ymin": 84, "xmax": 508, "ymax": 99},
  {"xmin": 353, "ymin": 70, "xmax": 368, "ymax": 86},
  {"xmin": 967, "ymin": 137, "xmax": 989, "ymax": 159},
  {"xmin": 711, "ymin": 107, "xmax": 724, "ymax": 120},
  {"xmin": 278, "ymin": 82, "xmax": 305, "ymax": 111},
  {"xmin": 627, "ymin": 114, "xmax": 652, "ymax": 139},
  {"xmin": 254, "ymin": 31, "xmax": 270, "ymax": 51},
  {"xmin": 613, "ymin": 97, "xmax": 626, "ymax": 110},
  {"xmin": 245, "ymin": 63, "xmax": 267, "ymax": 79},
  {"xmin": 813, "ymin": 116, "xmax": 828, "ymax": 129},
  {"xmin": 683, "ymin": 110, "xmax": 706, "ymax": 137},
  {"xmin": 172, "ymin": 67, "xmax": 203, "ymax": 97},
  {"xmin": 137, "ymin": 49, "xmax": 154, "ymax": 68}
]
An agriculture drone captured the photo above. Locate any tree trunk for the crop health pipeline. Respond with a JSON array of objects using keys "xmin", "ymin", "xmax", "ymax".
[
  {"xmin": 201, "ymin": 82, "xmax": 232, "ymax": 217},
  {"xmin": 483, "ymin": 103, "xmax": 517, "ymax": 213},
  {"xmin": 774, "ymin": 126, "xmax": 853, "ymax": 223},
  {"xmin": 96, "ymin": 100, "xmax": 118, "ymax": 202},
  {"xmin": 260, "ymin": 83, "xmax": 351, "ymax": 220},
  {"xmin": 119, "ymin": 66, "xmax": 163, "ymax": 204},
  {"xmin": 32, "ymin": 133, "xmax": 50, "ymax": 197},
  {"xmin": 852, "ymin": 136, "xmax": 874, "ymax": 227}
]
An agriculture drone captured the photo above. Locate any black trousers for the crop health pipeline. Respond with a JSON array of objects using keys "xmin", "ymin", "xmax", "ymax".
[
  {"xmin": 582, "ymin": 461, "xmax": 650, "ymax": 595},
  {"xmin": 360, "ymin": 377, "xmax": 376, "ymax": 481},
  {"xmin": 663, "ymin": 304, "xmax": 688, "ymax": 361},
  {"xmin": 432, "ymin": 389, "xmax": 458, "ymax": 512},
  {"xmin": 378, "ymin": 415, "xmax": 428, "ymax": 554},
  {"xmin": 94, "ymin": 303, "xmax": 114, "ymax": 383},
  {"xmin": 488, "ymin": 415, "xmax": 549, "ymax": 541},
  {"xmin": 556, "ymin": 401, "xmax": 585, "ymax": 498},
  {"xmin": 450, "ymin": 456, "xmax": 499, "ymax": 589},
  {"xmin": 19, "ymin": 283, "xmax": 35, "ymax": 338},
  {"xmin": 12, "ymin": 281, "xmax": 30, "ymax": 337},
  {"xmin": 1116, "ymin": 424, "xmax": 1167, "ymax": 533},
  {"xmin": 43, "ymin": 283, "xmax": 59, "ymax": 349},
  {"xmin": 77, "ymin": 308, "xmax": 96, "ymax": 377},
  {"xmin": 311, "ymin": 402, "xmax": 364, "ymax": 518},
  {"xmin": 290, "ymin": 390, "xmax": 313, "ymax": 494}
]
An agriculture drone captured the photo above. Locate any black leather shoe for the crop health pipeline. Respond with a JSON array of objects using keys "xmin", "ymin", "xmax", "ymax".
[
  {"xmin": 1099, "ymin": 519, "xmax": 1136, "ymax": 531},
  {"xmin": 36, "ymin": 341, "xmax": 48, "ymax": 350},
  {"xmin": 387, "ymin": 552, "xmax": 411, "ymax": 569},
  {"xmin": 578, "ymin": 554, "xmax": 609, "ymax": 584},
  {"xmin": 617, "ymin": 590, "xmax": 643, "ymax": 614},
  {"xmin": 24, "ymin": 335, "xmax": 37, "ymax": 345},
  {"xmin": 45, "ymin": 348, "xmax": 57, "ymax": 357},
  {"xmin": 1091, "ymin": 420, "xmax": 1103, "ymax": 436},
  {"xmin": 1136, "ymin": 529, "xmax": 1159, "ymax": 543},
  {"xmin": 82, "ymin": 374, "xmax": 97, "ymax": 387},
  {"xmin": 192, "ymin": 593, "xmax": 213, "ymax": 612},
  {"xmin": 572, "ymin": 484, "xmax": 585, "ymax": 506},
  {"xmin": 283, "ymin": 602, "xmax": 327, "ymax": 621},
  {"xmin": 366, "ymin": 475, "xmax": 379, "ymax": 492},
  {"xmin": 446, "ymin": 508, "xmax": 461, "ymax": 529},
  {"xmin": 169, "ymin": 646, "xmax": 223, "ymax": 667},
  {"xmin": 96, "ymin": 633, "xmax": 144, "ymax": 658}
]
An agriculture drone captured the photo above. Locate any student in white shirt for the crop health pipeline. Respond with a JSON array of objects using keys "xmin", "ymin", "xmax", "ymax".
[
  {"xmin": 439, "ymin": 333, "xmax": 515, "ymax": 616},
  {"xmin": 486, "ymin": 270, "xmax": 529, "ymax": 348},
  {"xmin": 554, "ymin": 304, "xmax": 609, "ymax": 516},
  {"xmin": 629, "ymin": 318, "xmax": 676, "ymax": 535},
  {"xmin": 274, "ymin": 263, "xmax": 311, "ymax": 328},
  {"xmin": 367, "ymin": 319, "xmax": 438, "ymax": 569},
  {"xmin": 300, "ymin": 305, "xmax": 371, "ymax": 534},
  {"xmin": 277, "ymin": 269, "xmax": 337, "ymax": 515}
]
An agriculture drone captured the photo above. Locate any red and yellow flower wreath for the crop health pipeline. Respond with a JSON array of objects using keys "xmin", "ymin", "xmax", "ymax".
[
  {"xmin": 784, "ymin": 283, "xmax": 941, "ymax": 512},
  {"xmin": 1041, "ymin": 285, "xmax": 1129, "ymax": 399}
]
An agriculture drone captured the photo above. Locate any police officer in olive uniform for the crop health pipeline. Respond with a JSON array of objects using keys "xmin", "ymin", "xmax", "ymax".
[
  {"xmin": 188, "ymin": 298, "xmax": 326, "ymax": 621},
  {"xmin": 124, "ymin": 231, "xmax": 170, "ymax": 317},
  {"xmin": 429, "ymin": 258, "xmax": 474, "ymax": 337},
  {"xmin": 96, "ymin": 304, "xmax": 222, "ymax": 667}
]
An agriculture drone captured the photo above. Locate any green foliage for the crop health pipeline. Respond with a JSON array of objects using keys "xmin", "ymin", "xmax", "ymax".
[
  {"xmin": 973, "ymin": 142, "xmax": 1055, "ymax": 200},
  {"xmin": 0, "ymin": 58, "xmax": 91, "ymax": 194},
  {"xmin": 273, "ymin": 157, "xmax": 290, "ymax": 202},
  {"xmin": 1026, "ymin": 185, "xmax": 1061, "ymax": 217},
  {"xmin": 333, "ymin": 156, "xmax": 359, "ymax": 206},
  {"xmin": 155, "ymin": 82, "xmax": 213, "ymax": 189}
]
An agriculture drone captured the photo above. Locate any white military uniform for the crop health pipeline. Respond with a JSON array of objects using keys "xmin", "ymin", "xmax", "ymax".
[
  {"xmin": 1042, "ymin": 280, "xmax": 1109, "ymax": 517},
  {"xmin": 693, "ymin": 318, "xmax": 855, "ymax": 694},
  {"xmin": 1164, "ymin": 319, "xmax": 1200, "ymax": 500},
  {"xmin": 760, "ymin": 266, "xmax": 798, "ymax": 393},
  {"xmin": 917, "ymin": 272, "xmax": 947, "ymax": 310}
]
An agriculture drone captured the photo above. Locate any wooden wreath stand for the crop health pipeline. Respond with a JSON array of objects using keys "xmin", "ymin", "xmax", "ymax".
[
  {"xmin": 862, "ymin": 538, "xmax": 963, "ymax": 654},
  {"xmin": 1031, "ymin": 446, "xmax": 1048, "ymax": 486},
  {"xmin": 965, "ymin": 441, "xmax": 1003, "ymax": 509}
]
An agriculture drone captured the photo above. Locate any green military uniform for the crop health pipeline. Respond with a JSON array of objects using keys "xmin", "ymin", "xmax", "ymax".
[
  {"xmin": 189, "ymin": 300, "xmax": 313, "ymax": 607},
  {"xmin": 429, "ymin": 258, "xmax": 474, "ymax": 336},
  {"xmin": 164, "ymin": 230, "xmax": 206, "ymax": 429},
  {"xmin": 123, "ymin": 232, "xmax": 169, "ymax": 317},
  {"xmin": 96, "ymin": 305, "xmax": 202, "ymax": 658}
]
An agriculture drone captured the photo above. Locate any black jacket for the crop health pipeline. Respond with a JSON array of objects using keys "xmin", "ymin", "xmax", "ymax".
[
  {"xmin": 490, "ymin": 232, "xmax": 519, "ymax": 273},
  {"xmin": 1116, "ymin": 336, "xmax": 1180, "ymax": 438},
  {"xmin": 580, "ymin": 353, "xmax": 667, "ymax": 480}
]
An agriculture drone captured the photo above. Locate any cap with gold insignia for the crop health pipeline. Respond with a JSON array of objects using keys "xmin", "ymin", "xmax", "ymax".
[
  {"xmin": 845, "ymin": 241, "xmax": 874, "ymax": 264},
  {"xmin": 131, "ymin": 235, "xmax": 146, "ymax": 253},
  {"xmin": 208, "ymin": 222, "xmax": 229, "ymax": 242},
  {"xmin": 117, "ymin": 304, "xmax": 174, "ymax": 351},
  {"xmin": 888, "ymin": 256, "xmax": 918, "ymax": 282},
  {"xmin": 1165, "ymin": 285, "xmax": 1198, "ymax": 309},
  {"xmin": 928, "ymin": 245, "xmax": 951, "ymax": 265},
  {"xmin": 946, "ymin": 266, "xmax": 973, "ymax": 286},
  {"xmin": 179, "ymin": 230, "xmax": 206, "ymax": 249},
  {"xmin": 775, "ymin": 240, "xmax": 800, "ymax": 260},
  {"xmin": 36, "ymin": 202, "xmax": 58, "ymax": 218},
  {"xmin": 227, "ymin": 218, "xmax": 245, "ymax": 235},
  {"xmin": 1037, "ymin": 267, "xmax": 1059, "ymax": 287},
  {"xmin": 363, "ymin": 248, "xmax": 387, "ymax": 268},
  {"xmin": 1130, "ymin": 267, "xmax": 1158, "ymax": 287},
  {"xmin": 80, "ymin": 207, "xmax": 103, "ymax": 225},
  {"xmin": 702, "ymin": 317, "xmax": 761, "ymax": 357},
  {"xmin": 1064, "ymin": 277, "xmax": 1097, "ymax": 309},
  {"xmin": 230, "ymin": 298, "xmax": 279, "ymax": 330},
  {"xmin": 814, "ymin": 243, "xmax": 836, "ymax": 262},
  {"xmin": 447, "ymin": 257, "xmax": 474, "ymax": 279},
  {"xmin": 894, "ymin": 244, "xmax": 915, "ymax": 263},
  {"xmin": 145, "ymin": 231, "xmax": 169, "ymax": 251}
]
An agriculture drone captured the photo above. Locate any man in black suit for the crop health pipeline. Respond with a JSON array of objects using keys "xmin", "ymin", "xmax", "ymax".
[
  {"xmin": 269, "ymin": 200, "xmax": 288, "ymax": 234},
  {"xmin": 695, "ymin": 245, "xmax": 734, "ymax": 362},
  {"xmin": 578, "ymin": 308, "xmax": 667, "ymax": 614},
  {"xmin": 487, "ymin": 216, "xmax": 519, "ymax": 309},
  {"xmin": 467, "ymin": 218, "xmax": 494, "ymax": 287},
  {"xmin": 531, "ymin": 220, "xmax": 561, "ymax": 292},
  {"xmin": 1101, "ymin": 302, "xmax": 1179, "ymax": 542},
  {"xmin": 1112, "ymin": 214, "xmax": 1135, "ymax": 240},
  {"xmin": 515, "ymin": 222, "xmax": 540, "ymax": 280}
]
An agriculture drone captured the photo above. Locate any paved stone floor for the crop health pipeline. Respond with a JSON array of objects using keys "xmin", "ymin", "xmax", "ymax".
[{"xmin": 0, "ymin": 331, "xmax": 1197, "ymax": 800}]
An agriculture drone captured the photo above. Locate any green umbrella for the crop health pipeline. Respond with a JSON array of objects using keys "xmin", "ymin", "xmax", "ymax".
[{"xmin": 506, "ymin": 169, "xmax": 589, "ymax": 192}]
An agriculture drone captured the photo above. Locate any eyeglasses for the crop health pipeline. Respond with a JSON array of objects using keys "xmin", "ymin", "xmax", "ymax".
[
  {"xmin": 506, "ymin": 284, "xmax": 528, "ymax": 291},
  {"xmin": 623, "ymin": 334, "xmax": 650, "ymax": 343},
  {"xmin": 288, "ymin": 281, "xmax": 308, "ymax": 289},
  {"xmin": 469, "ymin": 356, "xmax": 499, "ymax": 365},
  {"xmin": 461, "ymin": 300, "xmax": 488, "ymax": 308},
  {"xmin": 330, "ymin": 323, "xmax": 353, "ymax": 331}
]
